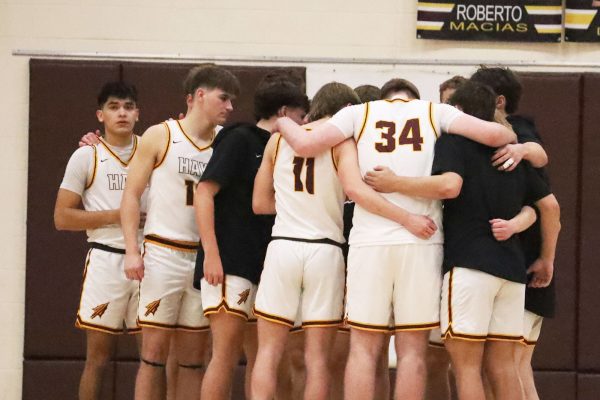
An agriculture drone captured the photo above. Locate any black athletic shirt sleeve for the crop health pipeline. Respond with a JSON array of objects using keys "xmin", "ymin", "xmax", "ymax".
[
  {"xmin": 522, "ymin": 162, "xmax": 551, "ymax": 205},
  {"xmin": 507, "ymin": 115, "xmax": 542, "ymax": 145},
  {"xmin": 432, "ymin": 134, "xmax": 466, "ymax": 178},
  {"xmin": 200, "ymin": 130, "xmax": 244, "ymax": 189}
]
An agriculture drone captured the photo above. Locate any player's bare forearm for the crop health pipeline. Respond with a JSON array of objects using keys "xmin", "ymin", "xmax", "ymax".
[
  {"xmin": 120, "ymin": 191, "xmax": 142, "ymax": 254},
  {"xmin": 195, "ymin": 182, "xmax": 220, "ymax": 257},
  {"xmin": 536, "ymin": 194, "xmax": 561, "ymax": 262},
  {"xmin": 54, "ymin": 188, "xmax": 119, "ymax": 230},
  {"xmin": 522, "ymin": 142, "xmax": 548, "ymax": 168},
  {"xmin": 372, "ymin": 173, "xmax": 461, "ymax": 200},
  {"xmin": 276, "ymin": 117, "xmax": 345, "ymax": 157},
  {"xmin": 512, "ymin": 205, "xmax": 537, "ymax": 233},
  {"xmin": 449, "ymin": 114, "xmax": 517, "ymax": 147},
  {"xmin": 252, "ymin": 137, "xmax": 277, "ymax": 215}
]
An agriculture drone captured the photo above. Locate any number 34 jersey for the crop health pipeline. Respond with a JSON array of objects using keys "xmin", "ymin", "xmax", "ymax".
[
  {"xmin": 328, "ymin": 98, "xmax": 463, "ymax": 246},
  {"xmin": 143, "ymin": 119, "xmax": 215, "ymax": 243},
  {"xmin": 271, "ymin": 133, "xmax": 345, "ymax": 244}
]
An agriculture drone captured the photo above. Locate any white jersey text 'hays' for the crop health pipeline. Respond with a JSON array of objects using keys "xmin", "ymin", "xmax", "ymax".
[
  {"xmin": 143, "ymin": 120, "xmax": 214, "ymax": 243},
  {"xmin": 60, "ymin": 137, "xmax": 146, "ymax": 249},
  {"xmin": 328, "ymin": 99, "xmax": 462, "ymax": 246},
  {"xmin": 271, "ymin": 134, "xmax": 345, "ymax": 244}
]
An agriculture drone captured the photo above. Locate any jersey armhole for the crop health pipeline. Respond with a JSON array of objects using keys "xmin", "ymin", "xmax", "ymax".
[
  {"xmin": 331, "ymin": 147, "xmax": 338, "ymax": 172},
  {"xmin": 85, "ymin": 146, "xmax": 98, "ymax": 189},
  {"xmin": 356, "ymin": 102, "xmax": 370, "ymax": 144},
  {"xmin": 272, "ymin": 134, "xmax": 282, "ymax": 166},
  {"xmin": 429, "ymin": 102, "xmax": 439, "ymax": 139},
  {"xmin": 154, "ymin": 122, "xmax": 171, "ymax": 169}
]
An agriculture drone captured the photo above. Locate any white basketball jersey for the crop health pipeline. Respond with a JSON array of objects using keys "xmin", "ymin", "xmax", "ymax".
[
  {"xmin": 271, "ymin": 134, "xmax": 345, "ymax": 243},
  {"xmin": 82, "ymin": 137, "xmax": 145, "ymax": 248},
  {"xmin": 143, "ymin": 120, "xmax": 213, "ymax": 243},
  {"xmin": 351, "ymin": 99, "xmax": 445, "ymax": 246}
]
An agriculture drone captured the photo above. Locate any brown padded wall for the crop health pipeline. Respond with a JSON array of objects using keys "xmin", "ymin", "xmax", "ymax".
[
  {"xmin": 578, "ymin": 74, "xmax": 600, "ymax": 371},
  {"xmin": 578, "ymin": 374, "xmax": 600, "ymax": 400},
  {"xmin": 26, "ymin": 60, "xmax": 121, "ymax": 359},
  {"xmin": 519, "ymin": 74, "xmax": 581, "ymax": 370}
]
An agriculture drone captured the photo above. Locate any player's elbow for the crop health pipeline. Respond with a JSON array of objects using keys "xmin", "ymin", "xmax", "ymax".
[
  {"xmin": 438, "ymin": 175, "xmax": 462, "ymax": 199},
  {"xmin": 54, "ymin": 209, "xmax": 68, "ymax": 231},
  {"xmin": 252, "ymin": 198, "xmax": 273, "ymax": 215}
]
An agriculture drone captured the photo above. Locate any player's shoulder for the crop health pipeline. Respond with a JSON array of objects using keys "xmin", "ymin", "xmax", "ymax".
[{"xmin": 70, "ymin": 144, "xmax": 96, "ymax": 159}]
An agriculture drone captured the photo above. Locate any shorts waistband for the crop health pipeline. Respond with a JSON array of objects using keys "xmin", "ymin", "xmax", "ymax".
[
  {"xmin": 144, "ymin": 234, "xmax": 200, "ymax": 251},
  {"xmin": 271, "ymin": 236, "xmax": 344, "ymax": 249},
  {"xmin": 90, "ymin": 242, "xmax": 126, "ymax": 254}
]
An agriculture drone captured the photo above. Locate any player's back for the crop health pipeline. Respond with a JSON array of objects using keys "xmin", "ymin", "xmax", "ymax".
[
  {"xmin": 351, "ymin": 98, "xmax": 443, "ymax": 246},
  {"xmin": 144, "ymin": 119, "xmax": 213, "ymax": 243},
  {"xmin": 271, "ymin": 132, "xmax": 345, "ymax": 243}
]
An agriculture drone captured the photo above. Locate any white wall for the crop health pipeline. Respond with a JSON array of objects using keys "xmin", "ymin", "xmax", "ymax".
[{"xmin": 3, "ymin": 0, "xmax": 600, "ymax": 397}]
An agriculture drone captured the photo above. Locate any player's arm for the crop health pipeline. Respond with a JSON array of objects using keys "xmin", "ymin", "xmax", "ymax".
[
  {"xmin": 121, "ymin": 124, "xmax": 166, "ymax": 280},
  {"xmin": 276, "ymin": 116, "xmax": 347, "ymax": 157},
  {"xmin": 195, "ymin": 180, "xmax": 223, "ymax": 286},
  {"xmin": 252, "ymin": 134, "xmax": 277, "ymax": 215},
  {"xmin": 447, "ymin": 112, "xmax": 517, "ymax": 147},
  {"xmin": 54, "ymin": 190, "xmax": 119, "ymax": 230},
  {"xmin": 489, "ymin": 205, "xmax": 537, "ymax": 242},
  {"xmin": 528, "ymin": 194, "xmax": 561, "ymax": 288},
  {"xmin": 492, "ymin": 142, "xmax": 548, "ymax": 171},
  {"xmin": 364, "ymin": 167, "xmax": 462, "ymax": 200},
  {"xmin": 335, "ymin": 139, "xmax": 437, "ymax": 240}
]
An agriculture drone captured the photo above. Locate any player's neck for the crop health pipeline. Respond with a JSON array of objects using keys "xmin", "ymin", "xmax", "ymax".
[
  {"xmin": 180, "ymin": 112, "xmax": 216, "ymax": 141},
  {"xmin": 103, "ymin": 130, "xmax": 133, "ymax": 147},
  {"xmin": 256, "ymin": 116, "xmax": 278, "ymax": 134}
]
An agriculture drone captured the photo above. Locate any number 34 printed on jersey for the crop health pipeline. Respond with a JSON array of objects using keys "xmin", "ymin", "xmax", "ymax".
[{"xmin": 375, "ymin": 119, "xmax": 423, "ymax": 152}]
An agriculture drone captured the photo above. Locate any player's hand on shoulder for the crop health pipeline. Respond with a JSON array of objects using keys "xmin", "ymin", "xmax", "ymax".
[
  {"xmin": 527, "ymin": 258, "xmax": 553, "ymax": 288},
  {"xmin": 364, "ymin": 166, "xmax": 397, "ymax": 193},
  {"xmin": 204, "ymin": 253, "xmax": 224, "ymax": 286},
  {"xmin": 79, "ymin": 130, "xmax": 101, "ymax": 147},
  {"xmin": 124, "ymin": 252, "xmax": 144, "ymax": 281},
  {"xmin": 489, "ymin": 218, "xmax": 516, "ymax": 241},
  {"xmin": 404, "ymin": 213, "xmax": 437, "ymax": 240},
  {"xmin": 492, "ymin": 143, "xmax": 524, "ymax": 172}
]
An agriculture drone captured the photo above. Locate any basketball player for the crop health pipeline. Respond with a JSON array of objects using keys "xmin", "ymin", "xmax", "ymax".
[
  {"xmin": 274, "ymin": 77, "xmax": 517, "ymax": 400},
  {"xmin": 353, "ymin": 84, "xmax": 381, "ymax": 102},
  {"xmin": 439, "ymin": 75, "xmax": 467, "ymax": 104},
  {"xmin": 120, "ymin": 65, "xmax": 240, "ymax": 400},
  {"xmin": 193, "ymin": 73, "xmax": 308, "ymax": 400},
  {"xmin": 54, "ymin": 81, "xmax": 142, "ymax": 400},
  {"xmin": 471, "ymin": 66, "xmax": 555, "ymax": 400},
  {"xmin": 365, "ymin": 81, "xmax": 560, "ymax": 400}
]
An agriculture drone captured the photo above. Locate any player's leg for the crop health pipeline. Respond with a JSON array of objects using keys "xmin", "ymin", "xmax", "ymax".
[
  {"xmin": 518, "ymin": 344, "xmax": 539, "ymax": 400},
  {"xmin": 79, "ymin": 331, "xmax": 116, "ymax": 400},
  {"xmin": 172, "ymin": 330, "xmax": 210, "ymax": 400},
  {"xmin": 483, "ymin": 279, "xmax": 526, "ymax": 400},
  {"xmin": 393, "ymin": 330, "xmax": 429, "ymax": 400},
  {"xmin": 303, "ymin": 327, "xmax": 337, "ymax": 400},
  {"xmin": 374, "ymin": 335, "xmax": 391, "ymax": 400},
  {"xmin": 344, "ymin": 245, "xmax": 394, "ymax": 400},
  {"xmin": 329, "ymin": 330, "xmax": 349, "ymax": 400},
  {"xmin": 243, "ymin": 323, "xmax": 258, "ymax": 399},
  {"xmin": 251, "ymin": 318, "xmax": 290, "ymax": 399},
  {"xmin": 166, "ymin": 337, "xmax": 178, "ymax": 400},
  {"xmin": 392, "ymin": 244, "xmax": 443, "ymax": 400},
  {"xmin": 344, "ymin": 328, "xmax": 387, "ymax": 400},
  {"xmin": 135, "ymin": 327, "xmax": 172, "ymax": 400},
  {"xmin": 445, "ymin": 338, "xmax": 485, "ymax": 400},
  {"xmin": 276, "ymin": 329, "xmax": 305, "ymax": 400},
  {"xmin": 425, "ymin": 330, "xmax": 452, "ymax": 400}
]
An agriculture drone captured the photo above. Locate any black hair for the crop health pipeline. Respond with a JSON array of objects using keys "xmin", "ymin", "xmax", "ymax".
[
  {"xmin": 448, "ymin": 81, "xmax": 496, "ymax": 122},
  {"xmin": 97, "ymin": 81, "xmax": 138, "ymax": 108}
]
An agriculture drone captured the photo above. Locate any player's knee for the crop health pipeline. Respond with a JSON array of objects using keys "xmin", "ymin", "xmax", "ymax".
[{"xmin": 85, "ymin": 350, "xmax": 111, "ymax": 369}]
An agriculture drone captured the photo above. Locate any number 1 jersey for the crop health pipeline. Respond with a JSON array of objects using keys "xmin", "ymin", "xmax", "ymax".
[
  {"xmin": 328, "ymin": 98, "xmax": 462, "ymax": 246},
  {"xmin": 143, "ymin": 120, "xmax": 214, "ymax": 243}
]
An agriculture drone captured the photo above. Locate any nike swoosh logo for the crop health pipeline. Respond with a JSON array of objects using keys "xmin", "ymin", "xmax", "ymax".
[
  {"xmin": 255, "ymin": 154, "xmax": 262, "ymax": 158},
  {"xmin": 100, "ymin": 159, "xmax": 109, "ymax": 162},
  {"xmin": 172, "ymin": 140, "xmax": 182, "ymax": 144}
]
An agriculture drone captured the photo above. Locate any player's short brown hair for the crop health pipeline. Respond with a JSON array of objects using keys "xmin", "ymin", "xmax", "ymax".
[
  {"xmin": 308, "ymin": 82, "xmax": 361, "ymax": 122},
  {"xmin": 354, "ymin": 85, "xmax": 381, "ymax": 103},
  {"xmin": 253, "ymin": 73, "xmax": 309, "ymax": 120},
  {"xmin": 439, "ymin": 76, "xmax": 467, "ymax": 97},
  {"xmin": 183, "ymin": 64, "xmax": 240, "ymax": 97},
  {"xmin": 380, "ymin": 78, "xmax": 420, "ymax": 100},
  {"xmin": 448, "ymin": 81, "xmax": 496, "ymax": 122}
]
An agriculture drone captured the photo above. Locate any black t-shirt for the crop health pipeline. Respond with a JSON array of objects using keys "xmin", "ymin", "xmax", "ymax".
[
  {"xmin": 193, "ymin": 123, "xmax": 274, "ymax": 286},
  {"xmin": 432, "ymin": 134, "xmax": 550, "ymax": 283},
  {"xmin": 509, "ymin": 114, "xmax": 555, "ymax": 318}
]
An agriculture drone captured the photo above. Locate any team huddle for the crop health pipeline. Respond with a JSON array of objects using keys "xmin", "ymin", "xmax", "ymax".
[{"xmin": 55, "ymin": 64, "xmax": 560, "ymax": 400}]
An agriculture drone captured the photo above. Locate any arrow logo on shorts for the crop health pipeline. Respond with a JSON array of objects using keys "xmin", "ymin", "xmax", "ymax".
[
  {"xmin": 145, "ymin": 299, "xmax": 161, "ymax": 316},
  {"xmin": 91, "ymin": 302, "xmax": 109, "ymax": 319},
  {"xmin": 237, "ymin": 289, "xmax": 251, "ymax": 305}
]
